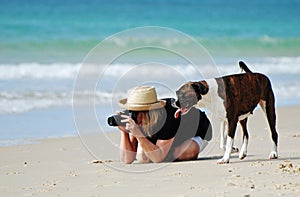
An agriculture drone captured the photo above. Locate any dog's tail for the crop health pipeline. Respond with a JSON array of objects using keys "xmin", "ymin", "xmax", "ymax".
[{"xmin": 239, "ymin": 61, "xmax": 253, "ymax": 73}]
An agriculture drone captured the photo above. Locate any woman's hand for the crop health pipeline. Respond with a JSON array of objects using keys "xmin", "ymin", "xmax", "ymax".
[
  {"xmin": 117, "ymin": 125, "xmax": 128, "ymax": 133},
  {"xmin": 121, "ymin": 115, "xmax": 144, "ymax": 138},
  {"xmin": 118, "ymin": 113, "xmax": 138, "ymax": 164},
  {"xmin": 116, "ymin": 111, "xmax": 128, "ymax": 133}
]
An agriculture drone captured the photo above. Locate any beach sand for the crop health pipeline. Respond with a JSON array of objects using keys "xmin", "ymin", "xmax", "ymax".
[{"xmin": 1, "ymin": 106, "xmax": 300, "ymax": 196}]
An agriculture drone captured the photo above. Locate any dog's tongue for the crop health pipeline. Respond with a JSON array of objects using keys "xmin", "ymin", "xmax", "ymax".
[{"xmin": 174, "ymin": 108, "xmax": 182, "ymax": 119}]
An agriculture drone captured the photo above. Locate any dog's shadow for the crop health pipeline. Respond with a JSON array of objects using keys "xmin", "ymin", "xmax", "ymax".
[
  {"xmin": 174, "ymin": 154, "xmax": 300, "ymax": 163},
  {"xmin": 196, "ymin": 155, "xmax": 223, "ymax": 161},
  {"xmin": 230, "ymin": 155, "xmax": 300, "ymax": 164},
  {"xmin": 195, "ymin": 155, "xmax": 300, "ymax": 164},
  {"xmin": 172, "ymin": 155, "xmax": 224, "ymax": 162}
]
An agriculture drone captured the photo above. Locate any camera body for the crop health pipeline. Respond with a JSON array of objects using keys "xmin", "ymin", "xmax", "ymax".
[{"xmin": 107, "ymin": 110, "xmax": 138, "ymax": 127}]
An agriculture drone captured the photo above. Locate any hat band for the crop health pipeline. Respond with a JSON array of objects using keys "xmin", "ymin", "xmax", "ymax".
[{"xmin": 127, "ymin": 100, "xmax": 158, "ymax": 105}]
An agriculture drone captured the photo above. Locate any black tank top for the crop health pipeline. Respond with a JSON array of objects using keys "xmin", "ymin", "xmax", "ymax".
[{"xmin": 146, "ymin": 98, "xmax": 212, "ymax": 148}]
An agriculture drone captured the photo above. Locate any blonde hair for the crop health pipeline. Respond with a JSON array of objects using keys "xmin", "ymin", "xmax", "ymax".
[{"xmin": 139, "ymin": 109, "xmax": 162, "ymax": 137}]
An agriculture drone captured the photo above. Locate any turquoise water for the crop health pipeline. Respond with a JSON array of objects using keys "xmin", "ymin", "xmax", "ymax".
[
  {"xmin": 1, "ymin": 0, "xmax": 300, "ymax": 144},
  {"xmin": 1, "ymin": 0, "xmax": 300, "ymax": 63}
]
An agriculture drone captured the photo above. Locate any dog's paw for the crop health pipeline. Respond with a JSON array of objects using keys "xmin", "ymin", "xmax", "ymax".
[
  {"xmin": 269, "ymin": 151, "xmax": 278, "ymax": 159},
  {"xmin": 232, "ymin": 146, "xmax": 239, "ymax": 153},
  {"xmin": 217, "ymin": 158, "xmax": 230, "ymax": 164},
  {"xmin": 239, "ymin": 152, "xmax": 247, "ymax": 160}
]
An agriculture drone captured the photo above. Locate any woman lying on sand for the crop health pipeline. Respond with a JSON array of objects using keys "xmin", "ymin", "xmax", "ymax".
[{"xmin": 116, "ymin": 86, "xmax": 212, "ymax": 164}]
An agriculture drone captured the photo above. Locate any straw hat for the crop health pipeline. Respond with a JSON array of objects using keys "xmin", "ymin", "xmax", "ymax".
[{"xmin": 119, "ymin": 86, "xmax": 166, "ymax": 111}]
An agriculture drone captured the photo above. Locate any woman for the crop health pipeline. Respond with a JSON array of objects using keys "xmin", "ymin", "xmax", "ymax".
[{"xmin": 117, "ymin": 86, "xmax": 212, "ymax": 164}]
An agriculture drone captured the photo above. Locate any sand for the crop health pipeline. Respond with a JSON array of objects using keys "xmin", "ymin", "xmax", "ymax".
[{"xmin": 1, "ymin": 106, "xmax": 300, "ymax": 196}]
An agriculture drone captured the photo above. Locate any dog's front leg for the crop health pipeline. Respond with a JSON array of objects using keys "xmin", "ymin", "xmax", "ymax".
[
  {"xmin": 217, "ymin": 136, "xmax": 233, "ymax": 164},
  {"xmin": 220, "ymin": 121, "xmax": 227, "ymax": 150},
  {"xmin": 217, "ymin": 119, "xmax": 237, "ymax": 164}
]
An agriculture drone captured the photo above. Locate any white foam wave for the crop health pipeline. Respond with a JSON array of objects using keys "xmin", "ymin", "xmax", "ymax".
[
  {"xmin": 109, "ymin": 36, "xmax": 192, "ymax": 47},
  {"xmin": 0, "ymin": 91, "xmax": 69, "ymax": 114},
  {"xmin": 217, "ymin": 57, "xmax": 300, "ymax": 76},
  {"xmin": 101, "ymin": 63, "xmax": 211, "ymax": 78},
  {"xmin": 0, "ymin": 63, "xmax": 80, "ymax": 80},
  {"xmin": 0, "ymin": 91, "xmax": 121, "ymax": 114},
  {"xmin": 1, "ymin": 57, "xmax": 300, "ymax": 114},
  {"xmin": 2, "ymin": 78, "xmax": 300, "ymax": 115},
  {"xmin": 1, "ymin": 57, "xmax": 300, "ymax": 80}
]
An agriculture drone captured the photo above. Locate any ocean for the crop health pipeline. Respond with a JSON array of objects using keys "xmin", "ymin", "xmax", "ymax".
[{"xmin": 1, "ymin": 0, "xmax": 300, "ymax": 146}]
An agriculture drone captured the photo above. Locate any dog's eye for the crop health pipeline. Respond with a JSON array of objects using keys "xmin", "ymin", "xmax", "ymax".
[{"xmin": 179, "ymin": 93, "xmax": 185, "ymax": 98}]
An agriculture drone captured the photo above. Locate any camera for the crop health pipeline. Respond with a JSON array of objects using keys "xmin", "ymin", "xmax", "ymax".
[{"xmin": 107, "ymin": 110, "xmax": 138, "ymax": 127}]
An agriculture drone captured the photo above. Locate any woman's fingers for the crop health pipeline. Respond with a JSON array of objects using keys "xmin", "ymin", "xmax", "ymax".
[{"xmin": 121, "ymin": 115, "xmax": 136, "ymax": 124}]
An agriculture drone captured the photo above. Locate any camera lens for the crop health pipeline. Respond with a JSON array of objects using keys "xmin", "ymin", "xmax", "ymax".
[
  {"xmin": 107, "ymin": 114, "xmax": 125, "ymax": 127},
  {"xmin": 107, "ymin": 116, "xmax": 117, "ymax": 126}
]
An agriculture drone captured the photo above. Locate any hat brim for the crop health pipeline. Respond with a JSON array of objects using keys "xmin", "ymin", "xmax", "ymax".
[{"xmin": 119, "ymin": 98, "xmax": 166, "ymax": 111}]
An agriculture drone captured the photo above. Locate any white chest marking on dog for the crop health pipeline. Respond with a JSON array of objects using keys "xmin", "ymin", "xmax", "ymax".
[
  {"xmin": 196, "ymin": 79, "xmax": 227, "ymax": 120},
  {"xmin": 195, "ymin": 79, "xmax": 228, "ymax": 152},
  {"xmin": 238, "ymin": 112, "xmax": 251, "ymax": 121}
]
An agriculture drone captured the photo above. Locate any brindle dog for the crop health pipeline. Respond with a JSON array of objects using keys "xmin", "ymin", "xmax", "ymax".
[{"xmin": 174, "ymin": 61, "xmax": 278, "ymax": 164}]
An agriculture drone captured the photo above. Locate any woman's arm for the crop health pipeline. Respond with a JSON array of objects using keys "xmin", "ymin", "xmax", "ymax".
[
  {"xmin": 136, "ymin": 137, "xmax": 174, "ymax": 163},
  {"xmin": 122, "ymin": 115, "xmax": 174, "ymax": 163},
  {"xmin": 119, "ymin": 127, "xmax": 138, "ymax": 164}
]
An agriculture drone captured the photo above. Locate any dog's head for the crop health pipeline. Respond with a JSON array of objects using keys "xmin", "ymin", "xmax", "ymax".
[{"xmin": 174, "ymin": 81, "xmax": 209, "ymax": 118}]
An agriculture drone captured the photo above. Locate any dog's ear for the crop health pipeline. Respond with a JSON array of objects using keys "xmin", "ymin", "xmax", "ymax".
[{"xmin": 191, "ymin": 81, "xmax": 209, "ymax": 95}]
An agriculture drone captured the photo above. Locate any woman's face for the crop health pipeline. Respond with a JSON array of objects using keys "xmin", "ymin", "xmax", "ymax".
[{"xmin": 137, "ymin": 112, "xmax": 143, "ymax": 125}]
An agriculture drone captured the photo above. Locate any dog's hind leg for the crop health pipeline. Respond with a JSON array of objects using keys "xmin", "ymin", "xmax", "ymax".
[
  {"xmin": 260, "ymin": 93, "xmax": 278, "ymax": 159},
  {"xmin": 239, "ymin": 118, "xmax": 249, "ymax": 160},
  {"xmin": 265, "ymin": 92, "xmax": 279, "ymax": 159}
]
